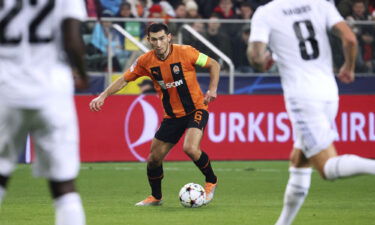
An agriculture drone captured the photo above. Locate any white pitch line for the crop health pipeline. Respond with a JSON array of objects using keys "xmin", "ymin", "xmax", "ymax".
[{"xmin": 80, "ymin": 166, "xmax": 284, "ymax": 173}]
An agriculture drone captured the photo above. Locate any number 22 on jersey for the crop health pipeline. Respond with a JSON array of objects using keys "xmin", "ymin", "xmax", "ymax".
[{"xmin": 0, "ymin": 0, "xmax": 55, "ymax": 45}]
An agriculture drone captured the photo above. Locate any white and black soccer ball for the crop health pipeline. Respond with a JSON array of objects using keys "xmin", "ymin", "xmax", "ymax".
[{"xmin": 179, "ymin": 183, "xmax": 206, "ymax": 208}]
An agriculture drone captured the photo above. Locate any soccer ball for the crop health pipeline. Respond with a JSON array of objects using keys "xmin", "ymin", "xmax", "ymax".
[{"xmin": 178, "ymin": 183, "xmax": 206, "ymax": 208}]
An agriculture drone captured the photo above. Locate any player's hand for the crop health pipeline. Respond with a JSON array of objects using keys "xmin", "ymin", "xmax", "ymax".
[
  {"xmin": 204, "ymin": 90, "xmax": 217, "ymax": 105},
  {"xmin": 337, "ymin": 65, "xmax": 355, "ymax": 84},
  {"xmin": 89, "ymin": 95, "xmax": 106, "ymax": 112},
  {"xmin": 263, "ymin": 51, "xmax": 274, "ymax": 71}
]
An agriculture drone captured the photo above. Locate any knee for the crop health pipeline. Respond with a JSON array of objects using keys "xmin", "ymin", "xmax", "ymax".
[
  {"xmin": 183, "ymin": 144, "xmax": 198, "ymax": 157},
  {"xmin": 319, "ymin": 170, "xmax": 329, "ymax": 180},
  {"xmin": 49, "ymin": 180, "xmax": 76, "ymax": 199},
  {"xmin": 290, "ymin": 149, "xmax": 309, "ymax": 168},
  {"xmin": 312, "ymin": 155, "xmax": 339, "ymax": 180},
  {"xmin": 322, "ymin": 157, "xmax": 339, "ymax": 181},
  {"xmin": 314, "ymin": 157, "xmax": 333, "ymax": 180},
  {"xmin": 147, "ymin": 153, "xmax": 163, "ymax": 167}
]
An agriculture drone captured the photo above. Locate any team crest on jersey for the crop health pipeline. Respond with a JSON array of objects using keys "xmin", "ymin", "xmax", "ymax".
[{"xmin": 173, "ymin": 65, "xmax": 180, "ymax": 74}]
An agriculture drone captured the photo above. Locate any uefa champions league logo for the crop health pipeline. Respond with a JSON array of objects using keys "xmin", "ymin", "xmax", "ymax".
[{"xmin": 124, "ymin": 95, "xmax": 159, "ymax": 161}]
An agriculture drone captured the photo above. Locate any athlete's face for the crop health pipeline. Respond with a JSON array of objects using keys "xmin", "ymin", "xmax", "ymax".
[
  {"xmin": 148, "ymin": 30, "xmax": 172, "ymax": 59},
  {"xmin": 352, "ymin": 2, "xmax": 365, "ymax": 17}
]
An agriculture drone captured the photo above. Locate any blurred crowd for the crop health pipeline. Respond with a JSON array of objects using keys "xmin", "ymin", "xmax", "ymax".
[
  {"xmin": 336, "ymin": 0, "xmax": 375, "ymax": 73},
  {"xmin": 83, "ymin": 0, "xmax": 375, "ymax": 74}
]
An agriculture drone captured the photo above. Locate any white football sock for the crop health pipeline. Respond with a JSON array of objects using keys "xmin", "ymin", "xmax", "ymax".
[
  {"xmin": 54, "ymin": 192, "xmax": 85, "ymax": 225},
  {"xmin": 324, "ymin": 154, "xmax": 375, "ymax": 180},
  {"xmin": 0, "ymin": 185, "xmax": 5, "ymax": 206},
  {"xmin": 275, "ymin": 167, "xmax": 312, "ymax": 225}
]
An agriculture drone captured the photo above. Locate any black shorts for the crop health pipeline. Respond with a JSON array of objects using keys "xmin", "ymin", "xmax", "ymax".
[{"xmin": 155, "ymin": 109, "xmax": 209, "ymax": 144}]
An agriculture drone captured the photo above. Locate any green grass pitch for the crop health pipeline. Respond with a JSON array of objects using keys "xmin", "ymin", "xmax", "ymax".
[{"xmin": 0, "ymin": 161, "xmax": 374, "ymax": 225}]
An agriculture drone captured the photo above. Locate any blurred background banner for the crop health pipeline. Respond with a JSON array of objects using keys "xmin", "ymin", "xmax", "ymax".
[
  {"xmin": 76, "ymin": 95, "xmax": 375, "ymax": 162},
  {"xmin": 74, "ymin": 0, "xmax": 375, "ymax": 162},
  {"xmin": 76, "ymin": 74, "xmax": 375, "ymax": 95}
]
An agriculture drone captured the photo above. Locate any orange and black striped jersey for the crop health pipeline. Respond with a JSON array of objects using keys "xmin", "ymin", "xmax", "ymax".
[{"xmin": 124, "ymin": 44, "xmax": 211, "ymax": 118}]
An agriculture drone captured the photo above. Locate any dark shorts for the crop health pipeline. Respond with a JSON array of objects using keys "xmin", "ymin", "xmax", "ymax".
[{"xmin": 155, "ymin": 109, "xmax": 209, "ymax": 144}]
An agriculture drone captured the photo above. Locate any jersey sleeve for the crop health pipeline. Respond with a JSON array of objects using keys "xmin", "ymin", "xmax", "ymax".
[
  {"xmin": 61, "ymin": 0, "xmax": 87, "ymax": 21},
  {"xmin": 249, "ymin": 6, "xmax": 270, "ymax": 43},
  {"xmin": 195, "ymin": 52, "xmax": 211, "ymax": 67},
  {"xmin": 185, "ymin": 46, "xmax": 210, "ymax": 67},
  {"xmin": 323, "ymin": 0, "xmax": 344, "ymax": 29},
  {"xmin": 123, "ymin": 57, "xmax": 150, "ymax": 82}
]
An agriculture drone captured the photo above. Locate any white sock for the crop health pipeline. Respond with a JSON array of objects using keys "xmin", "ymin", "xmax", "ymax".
[
  {"xmin": 0, "ymin": 185, "xmax": 5, "ymax": 206},
  {"xmin": 275, "ymin": 167, "xmax": 312, "ymax": 225},
  {"xmin": 54, "ymin": 192, "xmax": 85, "ymax": 225},
  {"xmin": 324, "ymin": 154, "xmax": 375, "ymax": 180}
]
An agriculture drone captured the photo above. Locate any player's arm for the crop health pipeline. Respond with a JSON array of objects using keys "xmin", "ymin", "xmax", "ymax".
[
  {"xmin": 62, "ymin": 18, "xmax": 88, "ymax": 89},
  {"xmin": 89, "ymin": 76, "xmax": 128, "ymax": 112},
  {"xmin": 332, "ymin": 21, "xmax": 358, "ymax": 83},
  {"xmin": 247, "ymin": 42, "xmax": 273, "ymax": 72},
  {"xmin": 203, "ymin": 57, "xmax": 220, "ymax": 104}
]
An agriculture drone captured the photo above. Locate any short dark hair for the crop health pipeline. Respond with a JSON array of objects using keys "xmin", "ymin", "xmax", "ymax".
[{"xmin": 147, "ymin": 23, "xmax": 170, "ymax": 36}]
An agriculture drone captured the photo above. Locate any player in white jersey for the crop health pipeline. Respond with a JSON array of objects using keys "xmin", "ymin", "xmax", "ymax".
[
  {"xmin": 247, "ymin": 0, "xmax": 375, "ymax": 224},
  {"xmin": 0, "ymin": 0, "xmax": 87, "ymax": 225}
]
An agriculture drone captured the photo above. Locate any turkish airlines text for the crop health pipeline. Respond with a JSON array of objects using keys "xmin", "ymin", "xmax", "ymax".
[{"xmin": 207, "ymin": 112, "xmax": 375, "ymax": 143}]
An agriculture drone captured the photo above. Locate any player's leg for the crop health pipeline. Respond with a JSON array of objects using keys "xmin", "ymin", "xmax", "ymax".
[
  {"xmin": 309, "ymin": 144, "xmax": 375, "ymax": 180},
  {"xmin": 184, "ymin": 110, "xmax": 217, "ymax": 203},
  {"xmin": 136, "ymin": 117, "xmax": 183, "ymax": 206},
  {"xmin": 0, "ymin": 106, "xmax": 29, "ymax": 207},
  {"xmin": 275, "ymin": 149, "xmax": 312, "ymax": 225},
  {"xmin": 275, "ymin": 99, "xmax": 318, "ymax": 225},
  {"xmin": 184, "ymin": 110, "xmax": 216, "ymax": 181},
  {"xmin": 183, "ymin": 128, "xmax": 217, "ymax": 184},
  {"xmin": 0, "ymin": 175, "xmax": 9, "ymax": 206},
  {"xmin": 32, "ymin": 98, "xmax": 85, "ymax": 225},
  {"xmin": 143, "ymin": 138, "xmax": 174, "ymax": 205},
  {"xmin": 49, "ymin": 179, "xmax": 85, "ymax": 225},
  {"xmin": 303, "ymin": 99, "xmax": 375, "ymax": 180}
]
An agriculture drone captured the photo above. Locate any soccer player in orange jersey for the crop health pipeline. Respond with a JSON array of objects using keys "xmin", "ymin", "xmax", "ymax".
[{"xmin": 90, "ymin": 23, "xmax": 220, "ymax": 206}]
